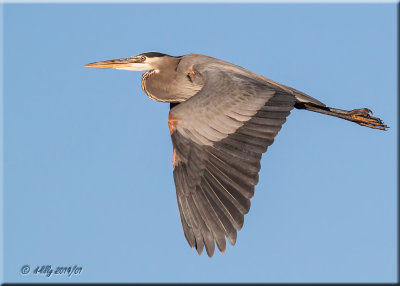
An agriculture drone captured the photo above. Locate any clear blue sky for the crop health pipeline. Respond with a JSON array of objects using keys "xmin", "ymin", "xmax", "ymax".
[{"xmin": 2, "ymin": 3, "xmax": 397, "ymax": 283}]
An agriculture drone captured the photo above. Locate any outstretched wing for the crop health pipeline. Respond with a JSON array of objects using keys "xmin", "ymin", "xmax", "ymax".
[{"xmin": 169, "ymin": 63, "xmax": 296, "ymax": 257}]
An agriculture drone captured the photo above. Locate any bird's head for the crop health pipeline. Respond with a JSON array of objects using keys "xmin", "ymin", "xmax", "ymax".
[{"xmin": 85, "ymin": 52, "xmax": 172, "ymax": 71}]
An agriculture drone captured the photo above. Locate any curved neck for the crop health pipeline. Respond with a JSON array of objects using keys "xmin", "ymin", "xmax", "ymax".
[{"xmin": 141, "ymin": 57, "xmax": 201, "ymax": 102}]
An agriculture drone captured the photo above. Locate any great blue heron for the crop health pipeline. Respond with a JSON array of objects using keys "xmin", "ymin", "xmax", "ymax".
[{"xmin": 85, "ymin": 52, "xmax": 387, "ymax": 257}]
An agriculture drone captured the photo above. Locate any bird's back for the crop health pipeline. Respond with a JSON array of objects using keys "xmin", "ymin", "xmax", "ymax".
[{"xmin": 178, "ymin": 54, "xmax": 325, "ymax": 106}]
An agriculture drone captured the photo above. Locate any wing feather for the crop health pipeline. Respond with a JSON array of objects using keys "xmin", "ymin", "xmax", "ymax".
[{"xmin": 170, "ymin": 62, "xmax": 296, "ymax": 256}]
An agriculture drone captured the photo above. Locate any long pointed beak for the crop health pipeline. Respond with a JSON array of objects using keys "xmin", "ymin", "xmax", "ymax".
[{"xmin": 84, "ymin": 57, "xmax": 138, "ymax": 69}]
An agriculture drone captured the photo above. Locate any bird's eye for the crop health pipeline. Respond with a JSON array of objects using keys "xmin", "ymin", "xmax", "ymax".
[{"xmin": 140, "ymin": 56, "xmax": 146, "ymax": 62}]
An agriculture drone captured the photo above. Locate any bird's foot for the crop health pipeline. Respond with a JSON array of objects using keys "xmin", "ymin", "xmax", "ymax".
[{"xmin": 349, "ymin": 108, "xmax": 388, "ymax": 130}]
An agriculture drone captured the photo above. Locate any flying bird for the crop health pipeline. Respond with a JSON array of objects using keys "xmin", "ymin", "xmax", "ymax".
[{"xmin": 85, "ymin": 52, "xmax": 387, "ymax": 257}]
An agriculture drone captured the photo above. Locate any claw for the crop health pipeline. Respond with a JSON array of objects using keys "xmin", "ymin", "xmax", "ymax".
[{"xmin": 350, "ymin": 110, "xmax": 388, "ymax": 130}]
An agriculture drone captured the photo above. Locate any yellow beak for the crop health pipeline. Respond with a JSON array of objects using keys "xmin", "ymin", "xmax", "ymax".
[{"xmin": 84, "ymin": 58, "xmax": 135, "ymax": 69}]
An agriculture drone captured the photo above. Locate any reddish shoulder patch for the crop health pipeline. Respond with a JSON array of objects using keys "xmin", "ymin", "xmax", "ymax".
[
  {"xmin": 168, "ymin": 112, "xmax": 180, "ymax": 135},
  {"xmin": 188, "ymin": 65, "xmax": 196, "ymax": 80},
  {"xmin": 172, "ymin": 148, "xmax": 178, "ymax": 170}
]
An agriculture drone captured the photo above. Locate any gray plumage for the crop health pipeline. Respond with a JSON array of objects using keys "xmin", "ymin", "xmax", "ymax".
[{"xmin": 85, "ymin": 52, "xmax": 387, "ymax": 257}]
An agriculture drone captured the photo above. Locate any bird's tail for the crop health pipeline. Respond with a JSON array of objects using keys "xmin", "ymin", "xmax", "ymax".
[{"xmin": 294, "ymin": 102, "xmax": 388, "ymax": 130}]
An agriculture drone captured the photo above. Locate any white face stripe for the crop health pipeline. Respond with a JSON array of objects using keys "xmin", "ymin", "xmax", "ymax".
[{"xmin": 114, "ymin": 62, "xmax": 153, "ymax": 71}]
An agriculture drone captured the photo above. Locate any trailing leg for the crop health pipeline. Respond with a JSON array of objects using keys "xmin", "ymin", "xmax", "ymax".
[{"xmin": 294, "ymin": 102, "xmax": 388, "ymax": 130}]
